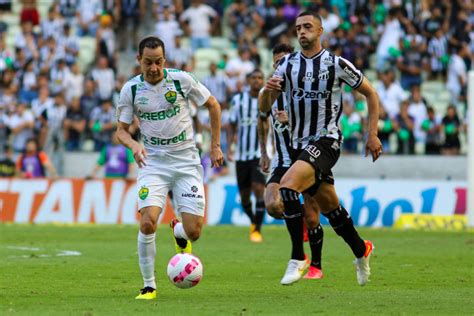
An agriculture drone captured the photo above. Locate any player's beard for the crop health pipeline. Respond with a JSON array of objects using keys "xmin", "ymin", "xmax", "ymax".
[
  {"xmin": 147, "ymin": 71, "xmax": 161, "ymax": 84},
  {"xmin": 299, "ymin": 37, "xmax": 314, "ymax": 50}
]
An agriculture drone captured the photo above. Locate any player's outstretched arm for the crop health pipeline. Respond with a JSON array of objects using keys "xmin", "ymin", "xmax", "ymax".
[
  {"xmin": 356, "ymin": 77, "xmax": 383, "ymax": 162},
  {"xmin": 203, "ymin": 96, "xmax": 224, "ymax": 168},
  {"xmin": 116, "ymin": 121, "xmax": 147, "ymax": 168}
]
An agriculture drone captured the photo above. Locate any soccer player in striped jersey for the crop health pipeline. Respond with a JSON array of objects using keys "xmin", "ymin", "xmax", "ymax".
[
  {"xmin": 260, "ymin": 11, "xmax": 383, "ymax": 286},
  {"xmin": 228, "ymin": 69, "xmax": 266, "ymax": 242},
  {"xmin": 259, "ymin": 43, "xmax": 324, "ymax": 284}
]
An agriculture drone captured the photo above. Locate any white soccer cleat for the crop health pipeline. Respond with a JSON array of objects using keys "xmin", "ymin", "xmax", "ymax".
[
  {"xmin": 354, "ymin": 240, "xmax": 374, "ymax": 286},
  {"xmin": 280, "ymin": 257, "xmax": 310, "ymax": 285}
]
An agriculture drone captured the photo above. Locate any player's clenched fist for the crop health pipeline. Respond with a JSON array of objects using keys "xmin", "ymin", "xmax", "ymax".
[
  {"xmin": 210, "ymin": 145, "xmax": 224, "ymax": 168},
  {"xmin": 265, "ymin": 76, "xmax": 283, "ymax": 91}
]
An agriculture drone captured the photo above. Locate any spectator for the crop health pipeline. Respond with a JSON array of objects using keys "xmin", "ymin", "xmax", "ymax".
[
  {"xmin": 41, "ymin": 5, "xmax": 64, "ymax": 41},
  {"xmin": 90, "ymin": 56, "xmax": 115, "ymax": 101},
  {"xmin": 340, "ymin": 103, "xmax": 362, "ymax": 154},
  {"xmin": 375, "ymin": 68, "xmax": 407, "ymax": 119},
  {"xmin": 427, "ymin": 28, "xmax": 448, "ymax": 79},
  {"xmin": 407, "ymin": 85, "xmax": 428, "ymax": 144},
  {"xmin": 319, "ymin": 5, "xmax": 340, "ymax": 35},
  {"xmin": 96, "ymin": 14, "xmax": 116, "ymax": 65},
  {"xmin": 16, "ymin": 137, "xmax": 57, "ymax": 178},
  {"xmin": 31, "ymin": 86, "xmax": 52, "ymax": 147},
  {"xmin": 202, "ymin": 62, "xmax": 229, "ymax": 107},
  {"xmin": 441, "ymin": 105, "xmax": 461, "ymax": 155},
  {"xmin": 89, "ymin": 99, "xmax": 115, "ymax": 151},
  {"xmin": 64, "ymin": 97, "xmax": 86, "ymax": 151},
  {"xmin": 167, "ymin": 35, "xmax": 194, "ymax": 70},
  {"xmin": 57, "ymin": 23, "xmax": 80, "ymax": 66},
  {"xmin": 76, "ymin": 0, "xmax": 102, "ymax": 37},
  {"xmin": 80, "ymin": 79, "xmax": 100, "ymax": 114},
  {"xmin": 446, "ymin": 43, "xmax": 468, "ymax": 106},
  {"xmin": 18, "ymin": 59, "xmax": 38, "ymax": 103},
  {"xmin": 423, "ymin": 106, "xmax": 442, "ymax": 155},
  {"xmin": 0, "ymin": 144, "xmax": 15, "ymax": 177},
  {"xmin": 377, "ymin": 104, "xmax": 394, "ymax": 154},
  {"xmin": 154, "ymin": 5, "xmax": 182, "ymax": 60},
  {"xmin": 14, "ymin": 21, "xmax": 39, "ymax": 61},
  {"xmin": 117, "ymin": 0, "xmax": 144, "ymax": 51},
  {"xmin": 225, "ymin": 49, "xmax": 255, "ymax": 92},
  {"xmin": 88, "ymin": 132, "xmax": 135, "ymax": 179},
  {"xmin": 180, "ymin": 0, "xmax": 218, "ymax": 51},
  {"xmin": 63, "ymin": 63, "xmax": 84, "ymax": 103},
  {"xmin": 396, "ymin": 26, "xmax": 427, "ymax": 91},
  {"xmin": 49, "ymin": 58, "xmax": 69, "ymax": 95},
  {"xmin": 58, "ymin": 0, "xmax": 78, "ymax": 25},
  {"xmin": 375, "ymin": 8, "xmax": 403, "ymax": 71},
  {"xmin": 43, "ymin": 93, "xmax": 67, "ymax": 174},
  {"xmin": 4, "ymin": 102, "xmax": 34, "ymax": 153},
  {"xmin": 394, "ymin": 100, "xmax": 415, "ymax": 155},
  {"xmin": 20, "ymin": 0, "xmax": 40, "ymax": 26}
]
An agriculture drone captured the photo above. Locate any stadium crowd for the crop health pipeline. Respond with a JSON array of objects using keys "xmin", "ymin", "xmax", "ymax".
[{"xmin": 0, "ymin": 0, "xmax": 472, "ymax": 177}]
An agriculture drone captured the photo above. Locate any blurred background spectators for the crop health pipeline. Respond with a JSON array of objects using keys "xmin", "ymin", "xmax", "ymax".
[{"xmin": 0, "ymin": 0, "xmax": 472, "ymax": 176}]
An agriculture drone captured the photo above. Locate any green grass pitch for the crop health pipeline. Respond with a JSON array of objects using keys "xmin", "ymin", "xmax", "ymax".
[{"xmin": 1, "ymin": 224, "xmax": 473, "ymax": 315}]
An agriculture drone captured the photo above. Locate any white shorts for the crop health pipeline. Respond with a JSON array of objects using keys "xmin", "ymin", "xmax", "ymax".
[{"xmin": 137, "ymin": 147, "xmax": 205, "ymax": 217}]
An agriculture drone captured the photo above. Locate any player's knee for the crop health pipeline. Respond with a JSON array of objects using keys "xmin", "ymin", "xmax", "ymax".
[
  {"xmin": 266, "ymin": 201, "xmax": 284, "ymax": 219},
  {"xmin": 186, "ymin": 222, "xmax": 202, "ymax": 241},
  {"xmin": 140, "ymin": 219, "xmax": 156, "ymax": 234},
  {"xmin": 304, "ymin": 214, "xmax": 320, "ymax": 229}
]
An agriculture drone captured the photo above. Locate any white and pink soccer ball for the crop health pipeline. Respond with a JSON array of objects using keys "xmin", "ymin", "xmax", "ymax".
[{"xmin": 167, "ymin": 253, "xmax": 203, "ymax": 289}]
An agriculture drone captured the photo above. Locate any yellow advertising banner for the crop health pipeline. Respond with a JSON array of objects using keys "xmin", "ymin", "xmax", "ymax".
[{"xmin": 394, "ymin": 214, "xmax": 468, "ymax": 231}]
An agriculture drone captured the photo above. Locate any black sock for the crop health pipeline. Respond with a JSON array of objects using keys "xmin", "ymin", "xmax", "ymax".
[
  {"xmin": 324, "ymin": 205, "xmax": 366, "ymax": 258},
  {"xmin": 242, "ymin": 203, "xmax": 255, "ymax": 224},
  {"xmin": 255, "ymin": 200, "xmax": 265, "ymax": 232},
  {"xmin": 307, "ymin": 224, "xmax": 323, "ymax": 269},
  {"xmin": 280, "ymin": 188, "xmax": 305, "ymax": 260}
]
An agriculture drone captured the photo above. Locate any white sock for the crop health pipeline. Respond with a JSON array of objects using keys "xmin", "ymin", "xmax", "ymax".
[
  {"xmin": 173, "ymin": 222, "xmax": 190, "ymax": 240},
  {"xmin": 137, "ymin": 231, "xmax": 156, "ymax": 289}
]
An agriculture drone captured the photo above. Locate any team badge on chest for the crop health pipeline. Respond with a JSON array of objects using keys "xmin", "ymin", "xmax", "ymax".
[{"xmin": 165, "ymin": 90, "xmax": 177, "ymax": 104}]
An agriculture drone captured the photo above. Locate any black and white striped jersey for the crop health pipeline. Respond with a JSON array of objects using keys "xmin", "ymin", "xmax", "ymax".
[
  {"xmin": 230, "ymin": 91, "xmax": 261, "ymax": 161},
  {"xmin": 273, "ymin": 49, "xmax": 364, "ymax": 150},
  {"xmin": 270, "ymin": 92, "xmax": 292, "ymax": 169}
]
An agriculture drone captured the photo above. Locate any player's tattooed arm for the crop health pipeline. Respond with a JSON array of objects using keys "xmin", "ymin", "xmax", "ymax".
[
  {"xmin": 356, "ymin": 77, "xmax": 383, "ymax": 162},
  {"xmin": 116, "ymin": 121, "xmax": 147, "ymax": 168},
  {"xmin": 259, "ymin": 77, "xmax": 282, "ymax": 113},
  {"xmin": 203, "ymin": 95, "xmax": 224, "ymax": 168}
]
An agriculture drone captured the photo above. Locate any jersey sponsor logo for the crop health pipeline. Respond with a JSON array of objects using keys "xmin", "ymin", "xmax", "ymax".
[
  {"xmin": 141, "ymin": 130, "xmax": 187, "ymax": 146},
  {"xmin": 305, "ymin": 145, "xmax": 321, "ymax": 159},
  {"xmin": 137, "ymin": 82, "xmax": 146, "ymax": 91},
  {"xmin": 318, "ymin": 69, "xmax": 330, "ymax": 80},
  {"xmin": 302, "ymin": 71, "xmax": 314, "ymax": 82},
  {"xmin": 138, "ymin": 106, "xmax": 181, "ymax": 121},
  {"xmin": 292, "ymin": 88, "xmax": 331, "ymax": 100},
  {"xmin": 323, "ymin": 56, "xmax": 333, "ymax": 66},
  {"xmin": 137, "ymin": 96, "xmax": 149, "ymax": 105},
  {"xmin": 182, "ymin": 185, "xmax": 203, "ymax": 199},
  {"xmin": 343, "ymin": 66, "xmax": 359, "ymax": 81},
  {"xmin": 138, "ymin": 186, "xmax": 149, "ymax": 200},
  {"xmin": 165, "ymin": 90, "xmax": 177, "ymax": 103}
]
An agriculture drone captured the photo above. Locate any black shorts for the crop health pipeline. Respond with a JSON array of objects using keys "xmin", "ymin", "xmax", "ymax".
[
  {"xmin": 236, "ymin": 159, "xmax": 267, "ymax": 191},
  {"xmin": 291, "ymin": 137, "xmax": 339, "ymax": 195},
  {"xmin": 266, "ymin": 166, "xmax": 289, "ymax": 186}
]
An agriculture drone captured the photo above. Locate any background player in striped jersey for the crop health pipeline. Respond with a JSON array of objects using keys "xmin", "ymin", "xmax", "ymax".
[
  {"xmin": 116, "ymin": 36, "xmax": 224, "ymax": 299},
  {"xmin": 260, "ymin": 11, "xmax": 383, "ymax": 286},
  {"xmin": 228, "ymin": 69, "xmax": 266, "ymax": 243},
  {"xmin": 258, "ymin": 43, "xmax": 324, "ymax": 284}
]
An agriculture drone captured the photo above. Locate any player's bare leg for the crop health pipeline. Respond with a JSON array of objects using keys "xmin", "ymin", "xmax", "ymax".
[
  {"xmin": 136, "ymin": 206, "xmax": 161, "ymax": 299},
  {"xmin": 302, "ymin": 194, "xmax": 324, "ymax": 279},
  {"xmin": 265, "ymin": 183, "xmax": 284, "ymax": 219},
  {"xmin": 251, "ymin": 181, "xmax": 265, "ymax": 242},
  {"xmin": 315, "ymin": 182, "xmax": 374, "ymax": 285},
  {"xmin": 170, "ymin": 212, "xmax": 202, "ymax": 254}
]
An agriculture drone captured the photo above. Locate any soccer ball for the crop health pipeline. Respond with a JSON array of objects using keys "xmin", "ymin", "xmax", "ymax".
[{"xmin": 167, "ymin": 253, "xmax": 203, "ymax": 289}]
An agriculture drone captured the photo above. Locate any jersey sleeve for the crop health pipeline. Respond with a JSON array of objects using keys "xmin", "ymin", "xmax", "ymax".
[
  {"xmin": 336, "ymin": 56, "xmax": 364, "ymax": 89},
  {"xmin": 181, "ymin": 72, "xmax": 211, "ymax": 107},
  {"xmin": 229, "ymin": 94, "xmax": 240, "ymax": 124},
  {"xmin": 116, "ymin": 82, "xmax": 135, "ymax": 124}
]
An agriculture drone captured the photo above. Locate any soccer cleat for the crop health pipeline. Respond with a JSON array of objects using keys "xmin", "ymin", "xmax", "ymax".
[
  {"xmin": 280, "ymin": 257, "xmax": 310, "ymax": 285},
  {"xmin": 170, "ymin": 219, "xmax": 192, "ymax": 254},
  {"xmin": 354, "ymin": 240, "xmax": 374, "ymax": 286},
  {"xmin": 303, "ymin": 265, "xmax": 324, "ymax": 279},
  {"xmin": 135, "ymin": 287, "xmax": 156, "ymax": 300},
  {"xmin": 250, "ymin": 230, "xmax": 263, "ymax": 243}
]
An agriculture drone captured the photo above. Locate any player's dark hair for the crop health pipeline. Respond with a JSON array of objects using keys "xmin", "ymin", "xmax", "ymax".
[
  {"xmin": 297, "ymin": 10, "xmax": 322, "ymax": 24},
  {"xmin": 272, "ymin": 43, "xmax": 294, "ymax": 56},
  {"xmin": 138, "ymin": 36, "xmax": 165, "ymax": 57},
  {"xmin": 247, "ymin": 68, "xmax": 264, "ymax": 79}
]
